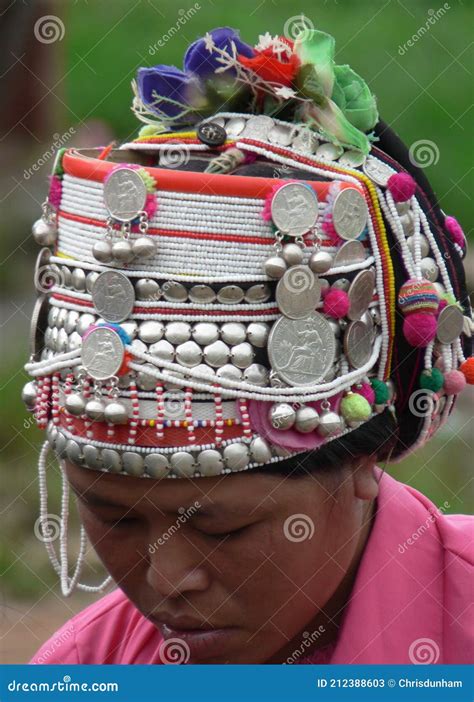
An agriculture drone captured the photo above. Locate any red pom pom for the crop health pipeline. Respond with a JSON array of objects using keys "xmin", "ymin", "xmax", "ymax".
[
  {"xmin": 437, "ymin": 298, "xmax": 448, "ymax": 315},
  {"xmin": 443, "ymin": 370, "xmax": 466, "ymax": 395},
  {"xmin": 445, "ymin": 216, "xmax": 466, "ymax": 249},
  {"xmin": 460, "ymin": 357, "xmax": 474, "ymax": 385},
  {"xmin": 387, "ymin": 172, "xmax": 417, "ymax": 202},
  {"xmin": 352, "ymin": 382, "xmax": 375, "ymax": 405},
  {"xmin": 323, "ymin": 289, "xmax": 350, "ymax": 319},
  {"xmin": 403, "ymin": 312, "xmax": 437, "ymax": 347}
]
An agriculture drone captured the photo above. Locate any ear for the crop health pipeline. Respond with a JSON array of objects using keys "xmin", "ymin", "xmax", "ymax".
[{"xmin": 353, "ymin": 456, "xmax": 379, "ymax": 501}]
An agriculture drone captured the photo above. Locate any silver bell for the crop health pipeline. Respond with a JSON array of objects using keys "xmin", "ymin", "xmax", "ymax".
[
  {"xmin": 21, "ymin": 381, "xmax": 37, "ymax": 410},
  {"xmin": 269, "ymin": 403, "xmax": 296, "ymax": 430},
  {"xmin": 112, "ymin": 239, "xmax": 134, "ymax": 263},
  {"xmin": 282, "ymin": 243, "xmax": 303, "ymax": 267},
  {"xmin": 264, "ymin": 256, "xmax": 287, "ymax": 279},
  {"xmin": 104, "ymin": 401, "xmax": 129, "ymax": 425},
  {"xmin": 132, "ymin": 236, "xmax": 156, "ymax": 259},
  {"xmin": 32, "ymin": 218, "xmax": 57, "ymax": 246},
  {"xmin": 85, "ymin": 398, "xmax": 106, "ymax": 421},
  {"xmin": 65, "ymin": 393, "xmax": 86, "ymax": 416},
  {"xmin": 309, "ymin": 251, "xmax": 333, "ymax": 274},
  {"xmin": 317, "ymin": 410, "xmax": 342, "ymax": 437},
  {"xmin": 294, "ymin": 406, "xmax": 320, "ymax": 433},
  {"xmin": 92, "ymin": 240, "xmax": 113, "ymax": 263}
]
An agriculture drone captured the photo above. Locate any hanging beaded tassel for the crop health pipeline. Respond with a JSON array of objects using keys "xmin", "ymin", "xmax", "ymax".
[
  {"xmin": 128, "ymin": 379, "xmax": 139, "ymax": 445},
  {"xmin": 214, "ymin": 386, "xmax": 224, "ymax": 446},
  {"xmin": 51, "ymin": 372, "xmax": 61, "ymax": 426},
  {"xmin": 155, "ymin": 382, "xmax": 165, "ymax": 440},
  {"xmin": 184, "ymin": 386, "xmax": 196, "ymax": 443},
  {"xmin": 239, "ymin": 397, "xmax": 252, "ymax": 438}
]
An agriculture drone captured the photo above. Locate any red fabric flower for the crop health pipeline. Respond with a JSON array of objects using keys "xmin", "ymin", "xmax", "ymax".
[{"xmin": 238, "ymin": 38, "xmax": 300, "ymax": 87}]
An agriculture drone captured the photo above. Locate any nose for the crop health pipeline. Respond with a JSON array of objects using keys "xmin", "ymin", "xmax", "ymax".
[{"xmin": 146, "ymin": 531, "xmax": 211, "ymax": 598}]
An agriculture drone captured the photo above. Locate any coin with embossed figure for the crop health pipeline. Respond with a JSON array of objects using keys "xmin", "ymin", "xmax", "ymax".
[
  {"xmin": 347, "ymin": 269, "xmax": 375, "ymax": 321},
  {"xmin": 276, "ymin": 265, "xmax": 321, "ymax": 319},
  {"xmin": 103, "ymin": 167, "xmax": 147, "ymax": 222},
  {"xmin": 81, "ymin": 326, "xmax": 125, "ymax": 380},
  {"xmin": 332, "ymin": 188, "xmax": 368, "ymax": 240},
  {"xmin": 344, "ymin": 320, "xmax": 373, "ymax": 368},
  {"xmin": 91, "ymin": 271, "xmax": 135, "ymax": 323},
  {"xmin": 436, "ymin": 305, "xmax": 464, "ymax": 344},
  {"xmin": 270, "ymin": 182, "xmax": 319, "ymax": 237}
]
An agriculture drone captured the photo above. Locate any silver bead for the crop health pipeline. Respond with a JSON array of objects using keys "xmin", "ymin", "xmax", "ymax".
[
  {"xmin": 433, "ymin": 282, "xmax": 445, "ymax": 298},
  {"xmin": 192, "ymin": 322, "xmax": 219, "ymax": 346},
  {"xmin": 193, "ymin": 363, "xmax": 216, "ymax": 380},
  {"xmin": 400, "ymin": 211, "xmax": 414, "ymax": 235},
  {"xmin": 420, "ymin": 257, "xmax": 439, "ymax": 282},
  {"xmin": 165, "ymin": 322, "xmax": 191, "ymax": 344},
  {"xmin": 57, "ymin": 307, "xmax": 67, "ymax": 328},
  {"xmin": 66, "ymin": 440, "xmax": 83, "ymax": 465},
  {"xmin": 331, "ymin": 278, "xmax": 350, "ymax": 291},
  {"xmin": 138, "ymin": 321, "xmax": 164, "ymax": 344},
  {"xmin": 243, "ymin": 363, "xmax": 269, "ymax": 386},
  {"xmin": 216, "ymin": 364, "xmax": 242, "ymax": 381},
  {"xmin": 264, "ymin": 256, "xmax": 287, "ymax": 279},
  {"xmin": 92, "ymin": 240, "xmax": 113, "ymax": 263},
  {"xmin": 64, "ymin": 310, "xmax": 79, "ymax": 334},
  {"xmin": 188, "ymin": 285, "xmax": 216, "ymax": 304},
  {"xmin": 83, "ymin": 444, "xmax": 102, "ymax": 469},
  {"xmin": 132, "ymin": 236, "xmax": 156, "ymax": 259},
  {"xmin": 50, "ymin": 327, "xmax": 59, "ymax": 351},
  {"xmin": 112, "ymin": 239, "xmax": 134, "ymax": 263},
  {"xmin": 120, "ymin": 321, "xmax": 138, "ymax": 340},
  {"xmin": 221, "ymin": 322, "xmax": 246, "ymax": 345},
  {"xmin": 54, "ymin": 432, "xmax": 67, "ymax": 458},
  {"xmin": 65, "ymin": 392, "xmax": 86, "ymax": 416},
  {"xmin": 406, "ymin": 234, "xmax": 429, "ymax": 258},
  {"xmin": 77, "ymin": 313, "xmax": 96, "ymax": 336},
  {"xmin": 150, "ymin": 339, "xmax": 175, "ymax": 363},
  {"xmin": 131, "ymin": 338, "xmax": 148, "ymax": 363},
  {"xmin": 122, "ymin": 452, "xmax": 144, "ymax": 476},
  {"xmin": 245, "ymin": 284, "xmax": 271, "ymax": 303},
  {"xmin": 176, "ymin": 340, "xmax": 202, "ymax": 367},
  {"xmin": 204, "ymin": 340, "xmax": 230, "ymax": 367},
  {"xmin": 230, "ymin": 342, "xmax": 254, "ymax": 369},
  {"xmin": 217, "ymin": 285, "xmax": 245, "ymax": 304},
  {"xmin": 395, "ymin": 201, "xmax": 411, "ymax": 215},
  {"xmin": 137, "ymin": 364, "xmax": 158, "ymax": 391},
  {"xmin": 101, "ymin": 448, "xmax": 122, "ymax": 473},
  {"xmin": 32, "ymin": 218, "xmax": 57, "ymax": 246},
  {"xmin": 327, "ymin": 318, "xmax": 341, "ymax": 337},
  {"xmin": 162, "ymin": 281, "xmax": 187, "ymax": 302},
  {"xmin": 57, "ymin": 328, "xmax": 69, "ymax": 352},
  {"xmin": 223, "ymin": 443, "xmax": 249, "ymax": 471},
  {"xmin": 309, "ymin": 251, "xmax": 333, "ymax": 274},
  {"xmin": 136, "ymin": 278, "xmax": 161, "ymax": 300},
  {"xmin": 170, "ymin": 451, "xmax": 195, "ymax": 477},
  {"xmin": 144, "ymin": 453, "xmax": 170, "ymax": 478},
  {"xmin": 68, "ymin": 331, "xmax": 82, "ymax": 351},
  {"xmin": 85, "ymin": 398, "xmax": 106, "ymax": 421},
  {"xmin": 61, "ymin": 266, "xmax": 72, "ymax": 288},
  {"xmin": 86, "ymin": 271, "xmax": 99, "ymax": 294},
  {"xmin": 104, "ymin": 404, "xmax": 129, "ymax": 431},
  {"xmin": 71, "ymin": 268, "xmax": 86, "ymax": 291},
  {"xmin": 317, "ymin": 410, "xmax": 342, "ymax": 437},
  {"xmin": 21, "ymin": 381, "xmax": 37, "ymax": 410},
  {"xmin": 197, "ymin": 449, "xmax": 224, "ymax": 476},
  {"xmin": 48, "ymin": 306, "xmax": 59, "ymax": 327},
  {"xmin": 249, "ymin": 437, "xmax": 272, "ymax": 464},
  {"xmin": 269, "ymin": 403, "xmax": 295, "ymax": 430},
  {"xmin": 246, "ymin": 322, "xmax": 269, "ymax": 348},
  {"xmin": 282, "ymin": 243, "xmax": 303, "ymax": 266},
  {"xmin": 294, "ymin": 406, "xmax": 320, "ymax": 433}
]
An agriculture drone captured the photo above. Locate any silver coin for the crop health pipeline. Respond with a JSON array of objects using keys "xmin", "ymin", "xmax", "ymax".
[
  {"xmin": 332, "ymin": 188, "xmax": 368, "ymax": 241},
  {"xmin": 225, "ymin": 116, "xmax": 246, "ymax": 137},
  {"xmin": 276, "ymin": 265, "xmax": 321, "ymax": 320},
  {"xmin": 241, "ymin": 115, "xmax": 274, "ymax": 140},
  {"xmin": 217, "ymin": 285, "xmax": 245, "ymax": 304},
  {"xmin": 81, "ymin": 326, "xmax": 125, "ymax": 380},
  {"xmin": 347, "ymin": 269, "xmax": 375, "ymax": 321},
  {"xmin": 436, "ymin": 305, "xmax": 464, "ymax": 344},
  {"xmin": 333, "ymin": 240, "xmax": 366, "ymax": 267},
  {"xmin": 316, "ymin": 143, "xmax": 343, "ymax": 161},
  {"xmin": 291, "ymin": 128, "xmax": 319, "ymax": 154},
  {"xmin": 245, "ymin": 283, "xmax": 271, "ymax": 303},
  {"xmin": 362, "ymin": 157, "xmax": 395, "ymax": 186},
  {"xmin": 29, "ymin": 295, "xmax": 49, "ymax": 361},
  {"xmin": 270, "ymin": 182, "xmax": 319, "ymax": 237},
  {"xmin": 103, "ymin": 167, "xmax": 147, "ymax": 222},
  {"xmin": 188, "ymin": 284, "xmax": 216, "ymax": 304},
  {"xmin": 162, "ymin": 281, "xmax": 187, "ymax": 302},
  {"xmin": 344, "ymin": 321, "xmax": 372, "ymax": 368},
  {"xmin": 339, "ymin": 150, "xmax": 366, "ymax": 168},
  {"xmin": 91, "ymin": 271, "xmax": 135, "ymax": 323},
  {"xmin": 268, "ymin": 312, "xmax": 336, "ymax": 387},
  {"xmin": 268, "ymin": 123, "xmax": 293, "ymax": 146}
]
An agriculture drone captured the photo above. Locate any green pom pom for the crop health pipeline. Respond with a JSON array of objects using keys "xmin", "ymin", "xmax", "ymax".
[
  {"xmin": 138, "ymin": 125, "xmax": 161, "ymax": 138},
  {"xmin": 340, "ymin": 392, "xmax": 372, "ymax": 423},
  {"xmin": 137, "ymin": 168, "xmax": 157, "ymax": 194},
  {"xmin": 419, "ymin": 368, "xmax": 444, "ymax": 392},
  {"xmin": 370, "ymin": 378, "xmax": 389, "ymax": 404},
  {"xmin": 441, "ymin": 292, "xmax": 456, "ymax": 306}
]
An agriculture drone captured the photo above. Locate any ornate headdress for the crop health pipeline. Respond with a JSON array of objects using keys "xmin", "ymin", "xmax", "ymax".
[{"xmin": 23, "ymin": 26, "xmax": 472, "ymax": 594}]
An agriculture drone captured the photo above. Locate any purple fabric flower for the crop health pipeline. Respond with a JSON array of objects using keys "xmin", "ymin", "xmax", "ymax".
[
  {"xmin": 184, "ymin": 26, "xmax": 254, "ymax": 79},
  {"xmin": 136, "ymin": 65, "xmax": 204, "ymax": 119}
]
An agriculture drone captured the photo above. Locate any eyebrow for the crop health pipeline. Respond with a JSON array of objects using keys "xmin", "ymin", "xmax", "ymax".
[{"xmin": 70, "ymin": 484, "xmax": 131, "ymax": 510}]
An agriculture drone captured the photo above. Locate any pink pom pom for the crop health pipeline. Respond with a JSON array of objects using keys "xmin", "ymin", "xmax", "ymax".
[
  {"xmin": 143, "ymin": 193, "xmax": 157, "ymax": 218},
  {"xmin": 352, "ymin": 382, "xmax": 375, "ymax": 405},
  {"xmin": 445, "ymin": 216, "xmax": 466, "ymax": 249},
  {"xmin": 403, "ymin": 312, "xmax": 437, "ymax": 347},
  {"xmin": 323, "ymin": 289, "xmax": 350, "ymax": 319},
  {"xmin": 387, "ymin": 172, "xmax": 417, "ymax": 202},
  {"xmin": 437, "ymin": 298, "xmax": 448, "ymax": 316},
  {"xmin": 443, "ymin": 370, "xmax": 466, "ymax": 395},
  {"xmin": 261, "ymin": 180, "xmax": 299, "ymax": 222},
  {"xmin": 48, "ymin": 175, "xmax": 62, "ymax": 209}
]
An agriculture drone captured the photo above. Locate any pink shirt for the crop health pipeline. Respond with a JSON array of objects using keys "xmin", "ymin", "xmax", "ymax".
[{"xmin": 30, "ymin": 471, "xmax": 473, "ymax": 665}]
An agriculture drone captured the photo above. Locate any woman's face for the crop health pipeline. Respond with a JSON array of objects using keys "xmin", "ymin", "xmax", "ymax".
[{"xmin": 65, "ymin": 458, "xmax": 376, "ymax": 664}]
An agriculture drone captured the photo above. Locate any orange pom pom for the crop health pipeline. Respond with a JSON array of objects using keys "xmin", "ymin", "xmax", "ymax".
[{"xmin": 459, "ymin": 357, "xmax": 474, "ymax": 384}]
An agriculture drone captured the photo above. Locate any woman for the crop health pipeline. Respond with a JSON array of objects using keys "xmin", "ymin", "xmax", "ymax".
[{"xmin": 25, "ymin": 25, "xmax": 472, "ymax": 665}]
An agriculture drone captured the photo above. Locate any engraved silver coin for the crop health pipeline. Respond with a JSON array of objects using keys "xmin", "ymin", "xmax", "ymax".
[
  {"xmin": 81, "ymin": 326, "xmax": 125, "ymax": 380},
  {"xmin": 268, "ymin": 312, "xmax": 336, "ymax": 386},
  {"xmin": 91, "ymin": 271, "xmax": 135, "ymax": 323},
  {"xmin": 103, "ymin": 167, "xmax": 147, "ymax": 222},
  {"xmin": 362, "ymin": 157, "xmax": 395, "ymax": 186},
  {"xmin": 333, "ymin": 240, "xmax": 366, "ymax": 267},
  {"xmin": 241, "ymin": 115, "xmax": 274, "ymax": 140},
  {"xmin": 189, "ymin": 285, "xmax": 216, "ymax": 304},
  {"xmin": 339, "ymin": 150, "xmax": 366, "ymax": 168},
  {"xmin": 30, "ymin": 295, "xmax": 49, "ymax": 361},
  {"xmin": 436, "ymin": 304, "xmax": 464, "ymax": 344},
  {"xmin": 332, "ymin": 188, "xmax": 368, "ymax": 241},
  {"xmin": 162, "ymin": 281, "xmax": 187, "ymax": 302},
  {"xmin": 270, "ymin": 182, "xmax": 319, "ymax": 237},
  {"xmin": 344, "ymin": 320, "xmax": 372, "ymax": 369},
  {"xmin": 347, "ymin": 269, "xmax": 375, "ymax": 321},
  {"xmin": 217, "ymin": 285, "xmax": 245, "ymax": 304},
  {"xmin": 276, "ymin": 265, "xmax": 321, "ymax": 319}
]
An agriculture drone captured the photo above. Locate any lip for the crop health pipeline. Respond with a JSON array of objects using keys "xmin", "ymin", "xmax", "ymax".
[{"xmin": 151, "ymin": 617, "xmax": 239, "ymax": 661}]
